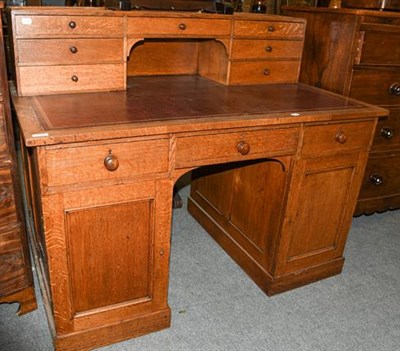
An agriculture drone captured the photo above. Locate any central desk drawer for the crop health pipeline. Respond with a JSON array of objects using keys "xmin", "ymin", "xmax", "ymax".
[
  {"xmin": 302, "ymin": 121, "xmax": 375, "ymax": 156},
  {"xmin": 17, "ymin": 38, "xmax": 124, "ymax": 65},
  {"xmin": 175, "ymin": 128, "xmax": 299, "ymax": 168},
  {"xmin": 18, "ymin": 63, "xmax": 125, "ymax": 96},
  {"xmin": 231, "ymin": 39, "xmax": 303, "ymax": 60},
  {"xmin": 14, "ymin": 15, "xmax": 124, "ymax": 38},
  {"xmin": 127, "ymin": 17, "xmax": 231, "ymax": 37},
  {"xmin": 44, "ymin": 139, "xmax": 170, "ymax": 187}
]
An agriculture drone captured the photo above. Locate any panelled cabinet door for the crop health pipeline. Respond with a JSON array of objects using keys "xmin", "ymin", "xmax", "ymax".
[
  {"xmin": 276, "ymin": 152, "xmax": 366, "ymax": 275},
  {"xmin": 41, "ymin": 179, "xmax": 172, "ymax": 335}
]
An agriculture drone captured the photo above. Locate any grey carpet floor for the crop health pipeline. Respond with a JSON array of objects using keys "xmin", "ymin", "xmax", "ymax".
[{"xmin": 1, "ymin": 185, "xmax": 399, "ymax": 351}]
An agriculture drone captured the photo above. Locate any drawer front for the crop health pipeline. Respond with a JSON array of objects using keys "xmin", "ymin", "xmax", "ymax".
[
  {"xmin": 233, "ymin": 20, "xmax": 305, "ymax": 39},
  {"xmin": 302, "ymin": 121, "xmax": 375, "ymax": 156},
  {"xmin": 231, "ymin": 39, "xmax": 303, "ymax": 60},
  {"xmin": 176, "ymin": 127, "xmax": 299, "ymax": 168},
  {"xmin": 350, "ymin": 67, "xmax": 400, "ymax": 106},
  {"xmin": 127, "ymin": 18, "xmax": 231, "ymax": 37},
  {"xmin": 359, "ymin": 28, "xmax": 400, "ymax": 65},
  {"xmin": 229, "ymin": 61, "xmax": 300, "ymax": 85},
  {"xmin": 0, "ymin": 167, "xmax": 18, "ymax": 229},
  {"xmin": 372, "ymin": 108, "xmax": 400, "ymax": 150},
  {"xmin": 44, "ymin": 139, "xmax": 170, "ymax": 187},
  {"xmin": 17, "ymin": 38, "xmax": 124, "ymax": 65},
  {"xmin": 14, "ymin": 15, "xmax": 124, "ymax": 38},
  {"xmin": 17, "ymin": 63, "xmax": 125, "ymax": 96},
  {"xmin": 358, "ymin": 152, "xmax": 400, "ymax": 200}
]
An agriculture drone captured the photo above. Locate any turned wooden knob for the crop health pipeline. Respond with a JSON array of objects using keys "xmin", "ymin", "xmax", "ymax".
[
  {"xmin": 389, "ymin": 83, "xmax": 400, "ymax": 96},
  {"xmin": 335, "ymin": 130, "xmax": 348, "ymax": 144},
  {"xmin": 71, "ymin": 75, "xmax": 79, "ymax": 82},
  {"xmin": 381, "ymin": 127, "xmax": 394, "ymax": 139},
  {"xmin": 178, "ymin": 23, "xmax": 187, "ymax": 30},
  {"xmin": 265, "ymin": 46, "xmax": 273, "ymax": 52},
  {"xmin": 69, "ymin": 21, "xmax": 76, "ymax": 29},
  {"xmin": 370, "ymin": 174, "xmax": 383, "ymax": 186},
  {"xmin": 263, "ymin": 69, "xmax": 270, "ymax": 76},
  {"xmin": 268, "ymin": 25, "xmax": 275, "ymax": 32},
  {"xmin": 69, "ymin": 46, "xmax": 78, "ymax": 54},
  {"xmin": 237, "ymin": 141, "xmax": 250, "ymax": 155},
  {"xmin": 104, "ymin": 153, "xmax": 119, "ymax": 172}
]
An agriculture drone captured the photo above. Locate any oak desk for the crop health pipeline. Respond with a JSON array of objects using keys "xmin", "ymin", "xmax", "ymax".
[{"xmin": 9, "ymin": 7, "xmax": 387, "ymax": 351}]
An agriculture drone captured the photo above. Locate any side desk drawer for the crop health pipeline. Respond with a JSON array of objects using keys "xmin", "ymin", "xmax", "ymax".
[
  {"xmin": 229, "ymin": 61, "xmax": 300, "ymax": 85},
  {"xmin": 17, "ymin": 63, "xmax": 125, "ymax": 95},
  {"xmin": 17, "ymin": 39, "xmax": 124, "ymax": 65},
  {"xmin": 14, "ymin": 15, "xmax": 124, "ymax": 38},
  {"xmin": 0, "ymin": 168, "xmax": 18, "ymax": 228},
  {"xmin": 44, "ymin": 139, "xmax": 170, "ymax": 187},
  {"xmin": 350, "ymin": 67, "xmax": 400, "ymax": 106},
  {"xmin": 233, "ymin": 20, "xmax": 305, "ymax": 39},
  {"xmin": 231, "ymin": 39, "xmax": 303, "ymax": 60},
  {"xmin": 175, "ymin": 127, "xmax": 299, "ymax": 168},
  {"xmin": 127, "ymin": 18, "xmax": 231, "ymax": 37},
  {"xmin": 302, "ymin": 121, "xmax": 375, "ymax": 156}
]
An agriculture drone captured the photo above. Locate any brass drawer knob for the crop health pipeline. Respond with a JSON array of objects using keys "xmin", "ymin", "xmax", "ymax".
[
  {"xmin": 237, "ymin": 141, "xmax": 250, "ymax": 155},
  {"xmin": 69, "ymin": 46, "xmax": 78, "ymax": 54},
  {"xmin": 263, "ymin": 69, "xmax": 270, "ymax": 76},
  {"xmin": 104, "ymin": 152, "xmax": 119, "ymax": 172},
  {"xmin": 68, "ymin": 21, "xmax": 77, "ymax": 29},
  {"xmin": 178, "ymin": 23, "xmax": 187, "ymax": 30},
  {"xmin": 71, "ymin": 75, "xmax": 79, "ymax": 82},
  {"xmin": 335, "ymin": 130, "xmax": 348, "ymax": 144},
  {"xmin": 268, "ymin": 25, "xmax": 275, "ymax": 32},
  {"xmin": 370, "ymin": 174, "xmax": 383, "ymax": 186},
  {"xmin": 265, "ymin": 46, "xmax": 273, "ymax": 52},
  {"xmin": 380, "ymin": 127, "xmax": 394, "ymax": 139},
  {"xmin": 389, "ymin": 83, "xmax": 400, "ymax": 96}
]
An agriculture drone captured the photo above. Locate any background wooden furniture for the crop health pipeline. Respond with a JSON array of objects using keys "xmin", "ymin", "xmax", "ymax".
[
  {"xmin": 0, "ymin": 2, "xmax": 37, "ymax": 314},
  {"xmin": 282, "ymin": 6, "xmax": 400, "ymax": 215},
  {"xmin": 9, "ymin": 7, "xmax": 386, "ymax": 351}
]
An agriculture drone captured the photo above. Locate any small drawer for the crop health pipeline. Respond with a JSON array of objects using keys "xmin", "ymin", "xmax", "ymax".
[
  {"xmin": 44, "ymin": 138, "xmax": 170, "ymax": 187},
  {"xmin": 372, "ymin": 108, "xmax": 400, "ymax": 150},
  {"xmin": 358, "ymin": 151, "xmax": 400, "ymax": 200},
  {"xmin": 350, "ymin": 67, "xmax": 400, "ymax": 106},
  {"xmin": 127, "ymin": 18, "xmax": 231, "ymax": 37},
  {"xmin": 302, "ymin": 121, "xmax": 375, "ymax": 156},
  {"xmin": 175, "ymin": 127, "xmax": 299, "ymax": 168},
  {"xmin": 0, "ymin": 168, "xmax": 18, "ymax": 228},
  {"xmin": 229, "ymin": 61, "xmax": 300, "ymax": 85},
  {"xmin": 14, "ymin": 15, "xmax": 124, "ymax": 38},
  {"xmin": 17, "ymin": 38, "xmax": 124, "ymax": 65},
  {"xmin": 233, "ymin": 20, "xmax": 305, "ymax": 39},
  {"xmin": 359, "ymin": 27, "xmax": 400, "ymax": 65},
  {"xmin": 17, "ymin": 63, "xmax": 125, "ymax": 96},
  {"xmin": 231, "ymin": 39, "xmax": 303, "ymax": 60}
]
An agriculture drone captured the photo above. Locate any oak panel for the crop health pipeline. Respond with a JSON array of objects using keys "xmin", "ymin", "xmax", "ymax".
[{"xmin": 0, "ymin": 167, "xmax": 18, "ymax": 228}]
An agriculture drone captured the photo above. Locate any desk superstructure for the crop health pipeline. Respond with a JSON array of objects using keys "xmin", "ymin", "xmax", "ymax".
[{"xmin": 8, "ymin": 7, "xmax": 387, "ymax": 351}]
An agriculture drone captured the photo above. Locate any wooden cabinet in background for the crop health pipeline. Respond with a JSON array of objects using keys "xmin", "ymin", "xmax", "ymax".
[
  {"xmin": 282, "ymin": 6, "xmax": 400, "ymax": 215},
  {"xmin": 0, "ymin": 2, "xmax": 37, "ymax": 314}
]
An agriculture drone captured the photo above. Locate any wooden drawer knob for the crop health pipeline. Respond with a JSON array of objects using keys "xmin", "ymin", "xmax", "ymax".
[
  {"xmin": 335, "ymin": 130, "xmax": 348, "ymax": 144},
  {"xmin": 69, "ymin": 46, "xmax": 78, "ymax": 54},
  {"xmin": 68, "ymin": 21, "xmax": 77, "ymax": 29},
  {"xmin": 268, "ymin": 25, "xmax": 275, "ymax": 32},
  {"xmin": 370, "ymin": 174, "xmax": 383, "ymax": 186},
  {"xmin": 237, "ymin": 141, "xmax": 250, "ymax": 155},
  {"xmin": 389, "ymin": 83, "xmax": 400, "ymax": 96},
  {"xmin": 265, "ymin": 46, "xmax": 273, "ymax": 52},
  {"xmin": 381, "ymin": 127, "xmax": 394, "ymax": 139},
  {"xmin": 263, "ymin": 69, "xmax": 270, "ymax": 76},
  {"xmin": 71, "ymin": 75, "xmax": 79, "ymax": 82},
  {"xmin": 104, "ymin": 152, "xmax": 119, "ymax": 172},
  {"xmin": 178, "ymin": 23, "xmax": 187, "ymax": 30}
]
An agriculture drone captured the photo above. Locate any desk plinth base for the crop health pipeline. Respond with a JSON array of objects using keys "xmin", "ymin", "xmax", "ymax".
[
  {"xmin": 54, "ymin": 308, "xmax": 171, "ymax": 351},
  {"xmin": 188, "ymin": 197, "xmax": 344, "ymax": 296}
]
